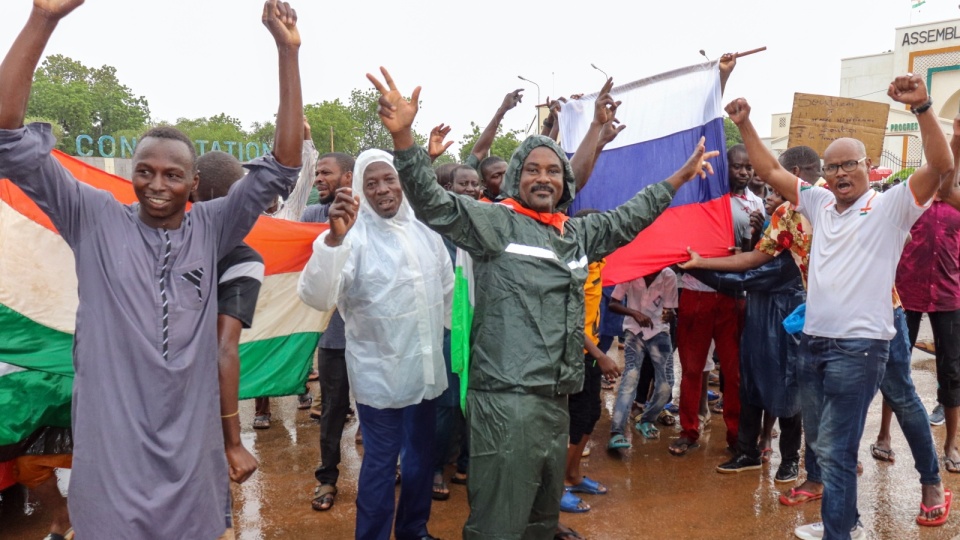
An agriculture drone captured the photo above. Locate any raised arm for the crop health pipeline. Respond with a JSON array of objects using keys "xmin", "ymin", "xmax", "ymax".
[
  {"xmin": 940, "ymin": 115, "xmax": 960, "ymax": 211},
  {"xmin": 719, "ymin": 53, "xmax": 736, "ymax": 96},
  {"xmin": 280, "ymin": 117, "xmax": 317, "ymax": 221},
  {"xmin": 265, "ymin": 0, "xmax": 303, "ymax": 168},
  {"xmin": 569, "ymin": 78, "xmax": 622, "ymax": 192},
  {"xmin": 211, "ymin": 0, "xmax": 304, "ymax": 255},
  {"xmin": 471, "ymin": 90, "xmax": 523, "ymax": 162},
  {"xmin": 0, "ymin": 1, "xmax": 84, "ymax": 129},
  {"xmin": 726, "ymin": 98, "xmax": 800, "ymax": 204},
  {"xmin": 368, "ymin": 67, "xmax": 509, "ymax": 257},
  {"xmin": 888, "ymin": 74, "xmax": 953, "ymax": 204}
]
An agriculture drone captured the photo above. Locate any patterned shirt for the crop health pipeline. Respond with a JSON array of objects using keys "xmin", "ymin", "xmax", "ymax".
[{"xmin": 895, "ymin": 200, "xmax": 960, "ymax": 312}]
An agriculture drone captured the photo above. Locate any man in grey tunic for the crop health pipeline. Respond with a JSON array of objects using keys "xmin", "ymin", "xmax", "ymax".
[{"xmin": 0, "ymin": 1, "xmax": 305, "ymax": 538}]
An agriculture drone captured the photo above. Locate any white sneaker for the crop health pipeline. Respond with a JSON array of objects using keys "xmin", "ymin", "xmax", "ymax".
[{"xmin": 794, "ymin": 521, "xmax": 864, "ymax": 540}]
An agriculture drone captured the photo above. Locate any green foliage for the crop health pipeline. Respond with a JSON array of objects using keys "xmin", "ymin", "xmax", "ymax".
[
  {"xmin": 305, "ymin": 99, "xmax": 359, "ymax": 155},
  {"xmin": 457, "ymin": 122, "xmax": 524, "ymax": 163},
  {"xmin": 888, "ymin": 167, "xmax": 915, "ymax": 182},
  {"xmin": 432, "ymin": 153, "xmax": 456, "ymax": 166},
  {"xmin": 174, "ymin": 113, "xmax": 248, "ymax": 153},
  {"xmin": 28, "ymin": 55, "xmax": 149, "ymax": 153},
  {"xmin": 723, "ymin": 117, "xmax": 742, "ymax": 149}
]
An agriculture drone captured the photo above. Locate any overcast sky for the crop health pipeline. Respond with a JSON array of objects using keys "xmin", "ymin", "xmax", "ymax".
[{"xmin": 1, "ymin": 0, "xmax": 957, "ymax": 154}]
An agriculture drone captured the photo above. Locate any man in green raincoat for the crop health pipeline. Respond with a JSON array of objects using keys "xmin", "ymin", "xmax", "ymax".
[{"xmin": 368, "ymin": 67, "xmax": 719, "ymax": 540}]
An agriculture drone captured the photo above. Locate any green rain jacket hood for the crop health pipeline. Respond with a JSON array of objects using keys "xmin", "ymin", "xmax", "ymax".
[
  {"xmin": 394, "ymin": 144, "xmax": 677, "ymax": 396},
  {"xmin": 500, "ymin": 135, "xmax": 577, "ymax": 213}
]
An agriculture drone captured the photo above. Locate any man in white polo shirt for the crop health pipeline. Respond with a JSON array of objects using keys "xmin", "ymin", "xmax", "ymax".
[{"xmin": 726, "ymin": 74, "xmax": 953, "ymax": 540}]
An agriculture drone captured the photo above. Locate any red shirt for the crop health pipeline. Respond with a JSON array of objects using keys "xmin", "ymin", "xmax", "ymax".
[{"xmin": 895, "ymin": 200, "xmax": 960, "ymax": 312}]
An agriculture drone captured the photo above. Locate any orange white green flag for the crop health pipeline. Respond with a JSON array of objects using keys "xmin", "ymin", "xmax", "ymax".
[{"xmin": 0, "ymin": 150, "xmax": 330, "ymax": 454}]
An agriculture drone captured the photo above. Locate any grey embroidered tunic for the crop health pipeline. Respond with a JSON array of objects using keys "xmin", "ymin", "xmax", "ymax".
[{"xmin": 0, "ymin": 124, "xmax": 299, "ymax": 539}]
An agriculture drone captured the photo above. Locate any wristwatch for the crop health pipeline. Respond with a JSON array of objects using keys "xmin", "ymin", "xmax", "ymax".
[{"xmin": 911, "ymin": 98, "xmax": 933, "ymax": 115}]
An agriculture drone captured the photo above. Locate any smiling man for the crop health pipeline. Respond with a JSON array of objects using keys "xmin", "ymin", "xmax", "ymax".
[
  {"xmin": 0, "ymin": 1, "xmax": 303, "ymax": 538},
  {"xmin": 298, "ymin": 149, "xmax": 452, "ymax": 540},
  {"xmin": 368, "ymin": 67, "xmax": 719, "ymax": 540},
  {"xmin": 727, "ymin": 74, "xmax": 953, "ymax": 540}
]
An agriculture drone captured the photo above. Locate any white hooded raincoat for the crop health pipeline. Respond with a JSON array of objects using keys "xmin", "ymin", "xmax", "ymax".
[{"xmin": 298, "ymin": 149, "xmax": 451, "ymax": 409}]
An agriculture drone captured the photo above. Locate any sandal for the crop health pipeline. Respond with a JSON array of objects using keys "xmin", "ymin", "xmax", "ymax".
[
  {"xmin": 608, "ymin": 433, "xmax": 630, "ymax": 450},
  {"xmin": 657, "ymin": 409, "xmax": 676, "ymax": 426},
  {"xmin": 567, "ymin": 476, "xmax": 607, "ymax": 495},
  {"xmin": 636, "ymin": 421, "xmax": 660, "ymax": 440},
  {"xmin": 311, "ymin": 484, "xmax": 337, "ymax": 511},
  {"xmin": 710, "ymin": 399, "xmax": 724, "ymax": 414},
  {"xmin": 432, "ymin": 476, "xmax": 450, "ymax": 501},
  {"xmin": 559, "ymin": 490, "xmax": 590, "ymax": 513},
  {"xmin": 870, "ymin": 443, "xmax": 895, "ymax": 463},
  {"xmin": 450, "ymin": 471, "xmax": 468, "ymax": 485},
  {"xmin": 917, "ymin": 489, "xmax": 952, "ymax": 527},
  {"xmin": 253, "ymin": 414, "xmax": 271, "ymax": 430},
  {"xmin": 668, "ymin": 437, "xmax": 699, "ymax": 457}
]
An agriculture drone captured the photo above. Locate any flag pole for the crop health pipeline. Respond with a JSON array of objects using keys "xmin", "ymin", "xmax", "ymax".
[{"xmin": 734, "ymin": 46, "xmax": 767, "ymax": 58}]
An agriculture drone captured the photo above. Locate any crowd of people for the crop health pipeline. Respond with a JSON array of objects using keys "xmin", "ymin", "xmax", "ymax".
[{"xmin": 3, "ymin": 2, "xmax": 960, "ymax": 540}]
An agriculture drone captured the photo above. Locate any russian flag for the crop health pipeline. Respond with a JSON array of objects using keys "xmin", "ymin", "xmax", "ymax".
[{"xmin": 561, "ymin": 61, "xmax": 734, "ymax": 286}]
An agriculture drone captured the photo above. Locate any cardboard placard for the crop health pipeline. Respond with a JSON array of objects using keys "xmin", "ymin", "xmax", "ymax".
[{"xmin": 787, "ymin": 93, "xmax": 890, "ymax": 163}]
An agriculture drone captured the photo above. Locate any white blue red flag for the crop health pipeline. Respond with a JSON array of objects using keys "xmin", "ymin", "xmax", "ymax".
[{"xmin": 561, "ymin": 60, "xmax": 734, "ymax": 285}]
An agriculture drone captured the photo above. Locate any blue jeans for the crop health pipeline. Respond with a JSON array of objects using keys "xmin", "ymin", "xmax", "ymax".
[
  {"xmin": 356, "ymin": 399, "xmax": 437, "ymax": 540},
  {"xmin": 610, "ymin": 331, "xmax": 673, "ymax": 434},
  {"xmin": 879, "ymin": 308, "xmax": 940, "ymax": 485},
  {"xmin": 799, "ymin": 334, "xmax": 887, "ymax": 540}
]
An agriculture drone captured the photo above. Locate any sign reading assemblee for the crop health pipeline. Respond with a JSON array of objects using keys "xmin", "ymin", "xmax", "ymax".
[
  {"xmin": 902, "ymin": 25, "xmax": 960, "ymax": 46},
  {"xmin": 75, "ymin": 134, "xmax": 272, "ymax": 160}
]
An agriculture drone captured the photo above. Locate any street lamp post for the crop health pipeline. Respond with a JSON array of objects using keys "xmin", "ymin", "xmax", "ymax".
[
  {"xmin": 590, "ymin": 63, "xmax": 609, "ymax": 80},
  {"xmin": 517, "ymin": 75, "xmax": 541, "ymax": 105}
]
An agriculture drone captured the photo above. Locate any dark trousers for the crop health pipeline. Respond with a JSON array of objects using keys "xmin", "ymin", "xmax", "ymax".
[
  {"xmin": 356, "ymin": 399, "xmax": 437, "ymax": 540},
  {"xmin": 736, "ymin": 401, "xmax": 801, "ymax": 462},
  {"xmin": 906, "ymin": 309, "xmax": 960, "ymax": 407},
  {"xmin": 314, "ymin": 347, "xmax": 349, "ymax": 486}
]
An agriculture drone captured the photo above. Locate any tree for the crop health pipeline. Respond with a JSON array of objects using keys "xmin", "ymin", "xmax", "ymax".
[
  {"xmin": 28, "ymin": 55, "xmax": 150, "ymax": 153},
  {"xmin": 174, "ymin": 114, "xmax": 250, "ymax": 157},
  {"xmin": 304, "ymin": 99, "xmax": 359, "ymax": 155},
  {"xmin": 457, "ymin": 122, "xmax": 523, "ymax": 163},
  {"xmin": 348, "ymin": 88, "xmax": 427, "ymax": 153},
  {"xmin": 723, "ymin": 117, "xmax": 743, "ymax": 149}
]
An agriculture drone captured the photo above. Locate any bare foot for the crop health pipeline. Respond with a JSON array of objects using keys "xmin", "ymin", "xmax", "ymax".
[
  {"xmin": 944, "ymin": 446, "xmax": 960, "ymax": 473},
  {"xmin": 870, "ymin": 438, "xmax": 895, "ymax": 463},
  {"xmin": 919, "ymin": 483, "xmax": 946, "ymax": 523},
  {"xmin": 780, "ymin": 480, "xmax": 822, "ymax": 505}
]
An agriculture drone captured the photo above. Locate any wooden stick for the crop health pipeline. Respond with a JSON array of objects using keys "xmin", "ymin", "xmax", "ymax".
[{"xmin": 735, "ymin": 46, "xmax": 767, "ymax": 58}]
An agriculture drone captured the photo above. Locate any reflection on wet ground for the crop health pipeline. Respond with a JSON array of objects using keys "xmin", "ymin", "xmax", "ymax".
[{"xmin": 5, "ymin": 322, "xmax": 960, "ymax": 539}]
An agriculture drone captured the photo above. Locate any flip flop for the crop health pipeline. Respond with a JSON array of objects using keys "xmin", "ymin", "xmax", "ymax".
[
  {"xmin": 567, "ymin": 476, "xmax": 608, "ymax": 495},
  {"xmin": 870, "ymin": 443, "xmax": 895, "ymax": 463},
  {"xmin": 917, "ymin": 489, "xmax": 952, "ymax": 527},
  {"xmin": 944, "ymin": 457, "xmax": 960, "ymax": 474},
  {"xmin": 450, "ymin": 471, "xmax": 468, "ymax": 485},
  {"xmin": 559, "ymin": 490, "xmax": 590, "ymax": 513},
  {"xmin": 779, "ymin": 488, "xmax": 822, "ymax": 506},
  {"xmin": 554, "ymin": 524, "xmax": 586, "ymax": 540}
]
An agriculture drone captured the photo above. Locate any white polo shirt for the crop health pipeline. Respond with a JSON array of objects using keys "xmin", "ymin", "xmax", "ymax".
[
  {"xmin": 612, "ymin": 268, "xmax": 678, "ymax": 341},
  {"xmin": 796, "ymin": 177, "xmax": 930, "ymax": 340}
]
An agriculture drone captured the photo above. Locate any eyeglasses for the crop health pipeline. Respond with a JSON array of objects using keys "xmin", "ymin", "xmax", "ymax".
[{"xmin": 823, "ymin": 157, "xmax": 866, "ymax": 176}]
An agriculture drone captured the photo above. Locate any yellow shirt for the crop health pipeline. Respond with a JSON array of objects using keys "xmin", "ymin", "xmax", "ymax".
[{"xmin": 583, "ymin": 260, "xmax": 606, "ymax": 351}]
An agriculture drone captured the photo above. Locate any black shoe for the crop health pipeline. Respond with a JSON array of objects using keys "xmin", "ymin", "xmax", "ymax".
[
  {"xmin": 775, "ymin": 460, "xmax": 799, "ymax": 483},
  {"xmin": 716, "ymin": 453, "xmax": 762, "ymax": 474}
]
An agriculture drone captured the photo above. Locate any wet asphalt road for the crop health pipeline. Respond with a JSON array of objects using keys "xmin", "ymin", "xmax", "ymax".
[{"xmin": 5, "ymin": 321, "xmax": 960, "ymax": 539}]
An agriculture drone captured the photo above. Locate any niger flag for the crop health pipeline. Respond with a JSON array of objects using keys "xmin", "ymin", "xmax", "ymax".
[{"xmin": 0, "ymin": 150, "xmax": 330, "ymax": 453}]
